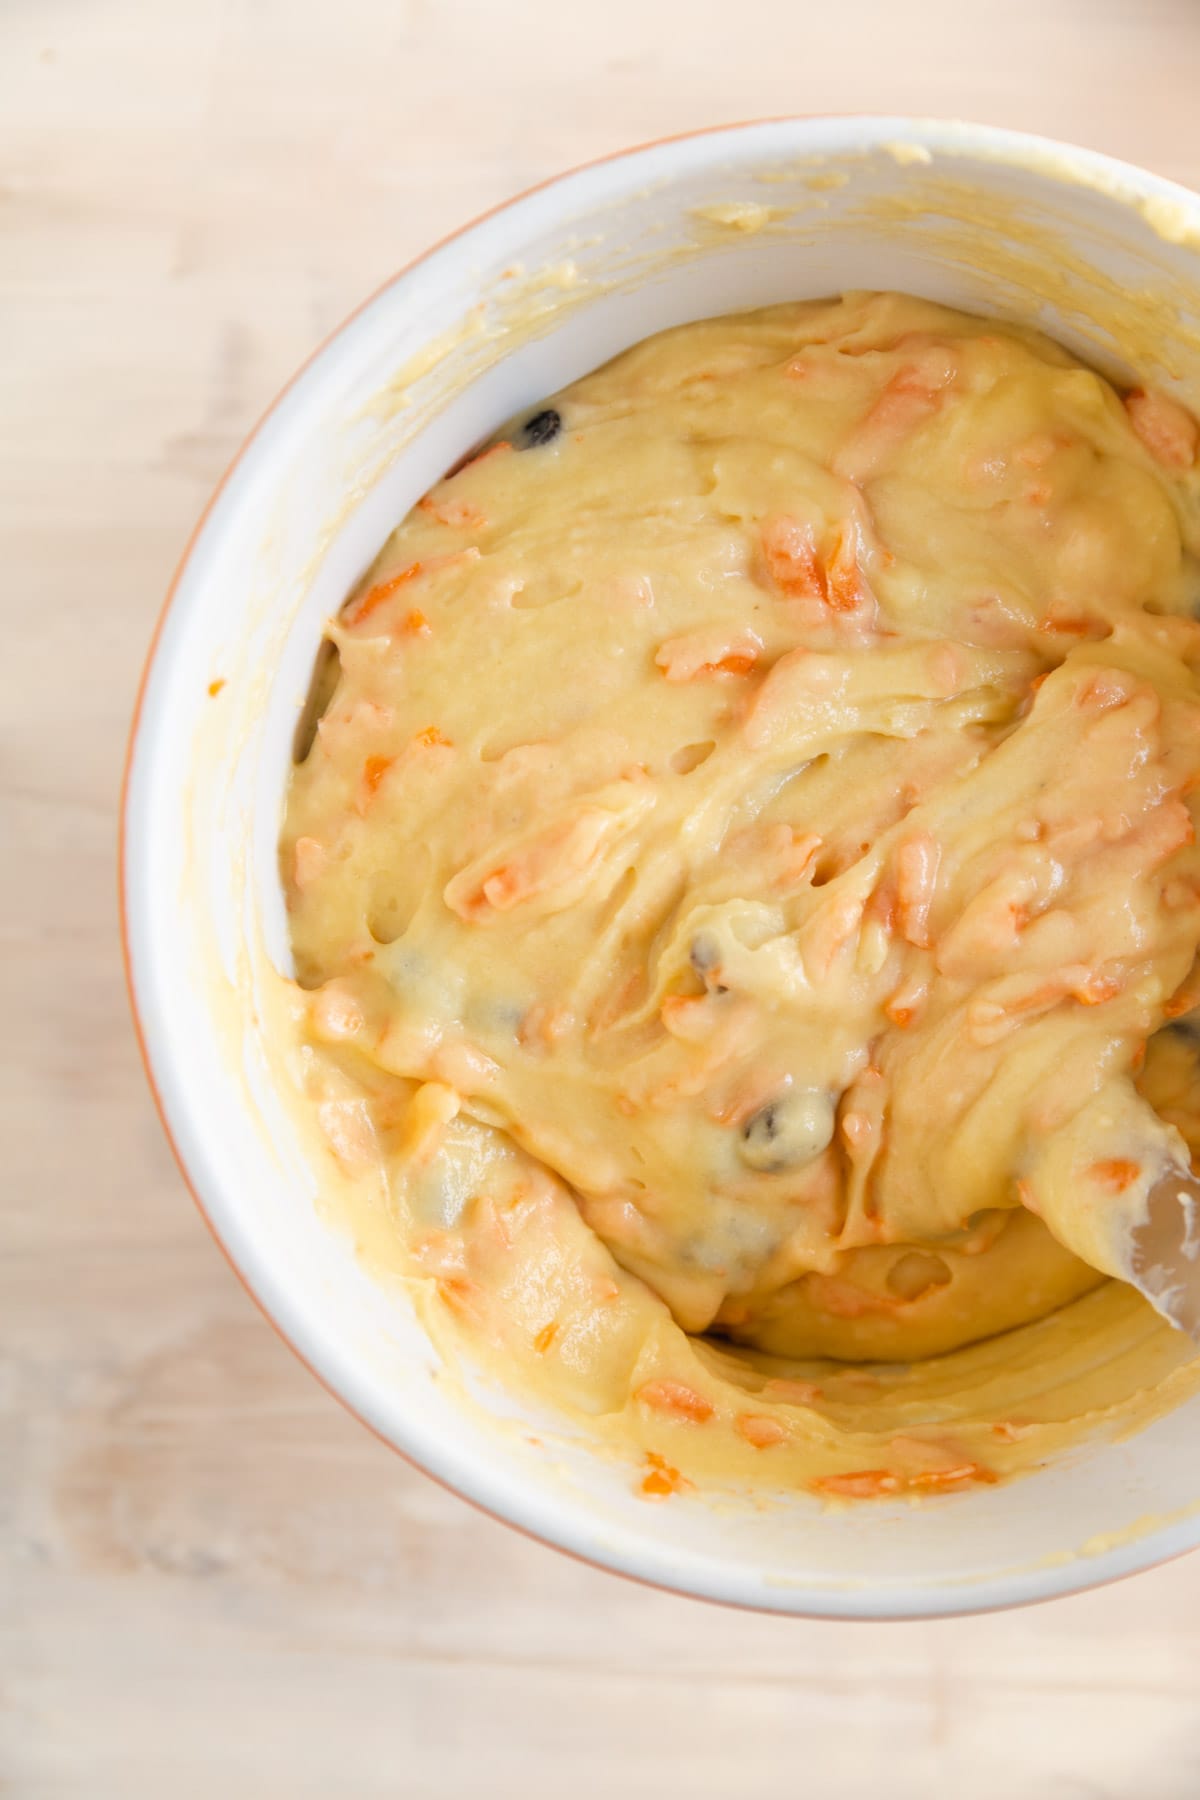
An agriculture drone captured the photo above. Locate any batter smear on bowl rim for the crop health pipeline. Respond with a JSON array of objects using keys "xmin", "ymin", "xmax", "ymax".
[{"xmin": 280, "ymin": 291, "xmax": 1200, "ymax": 1502}]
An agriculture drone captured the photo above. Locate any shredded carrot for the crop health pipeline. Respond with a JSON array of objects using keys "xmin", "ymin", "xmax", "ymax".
[
  {"xmin": 806, "ymin": 1275, "xmax": 897, "ymax": 1320},
  {"xmin": 414, "ymin": 725, "xmax": 451, "ymax": 749},
  {"xmin": 1072, "ymin": 972, "xmax": 1121, "ymax": 1006},
  {"xmin": 468, "ymin": 439, "xmax": 513, "ymax": 469},
  {"xmin": 1090, "ymin": 1158, "xmax": 1141, "ymax": 1193},
  {"xmin": 811, "ymin": 1469, "xmax": 904, "ymax": 1500},
  {"xmin": 345, "ymin": 562, "xmax": 423, "ymax": 627},
  {"xmin": 761, "ymin": 514, "xmax": 873, "ymax": 613},
  {"xmin": 292, "ymin": 836, "xmax": 327, "ymax": 891},
  {"xmin": 477, "ymin": 865, "xmax": 521, "ymax": 910},
  {"xmin": 656, "ymin": 628, "xmax": 762, "ymax": 681},
  {"xmin": 1016, "ymin": 431, "xmax": 1069, "ymax": 468},
  {"xmin": 825, "ymin": 520, "xmax": 868, "ymax": 612},
  {"xmin": 659, "ymin": 994, "xmax": 712, "ymax": 1039},
  {"xmin": 449, "ymin": 439, "xmax": 513, "ymax": 478},
  {"xmin": 1039, "ymin": 612, "xmax": 1105, "ymax": 639},
  {"xmin": 1075, "ymin": 671, "xmax": 1130, "ymax": 711},
  {"xmin": 403, "ymin": 609, "xmax": 431, "ymax": 636},
  {"xmin": 361, "ymin": 754, "xmax": 394, "ymax": 798},
  {"xmin": 1166, "ymin": 959, "xmax": 1200, "ymax": 1018},
  {"xmin": 1163, "ymin": 876, "xmax": 1200, "ymax": 913},
  {"xmin": 418, "ymin": 494, "xmax": 488, "ymax": 529},
  {"xmin": 1140, "ymin": 798, "xmax": 1196, "ymax": 870},
  {"xmin": 735, "ymin": 1414, "xmax": 788, "ymax": 1449},
  {"xmin": 832, "ymin": 365, "xmax": 947, "ymax": 482},
  {"xmin": 640, "ymin": 1455, "xmax": 693, "ymax": 1499},
  {"xmin": 310, "ymin": 983, "xmax": 364, "ymax": 1042},
  {"xmin": 399, "ymin": 1081, "xmax": 460, "ymax": 1166},
  {"xmin": 761, "ymin": 515, "xmax": 826, "ymax": 600},
  {"xmin": 436, "ymin": 1275, "xmax": 483, "ymax": 1323},
  {"xmin": 811, "ymin": 1458, "xmax": 995, "ymax": 1500},
  {"xmin": 975, "ymin": 967, "xmax": 1119, "ymax": 1033},
  {"xmin": 518, "ymin": 1003, "xmax": 575, "ymax": 1049},
  {"xmin": 533, "ymin": 1322, "xmax": 558, "ymax": 1354},
  {"xmin": 1125, "ymin": 388, "xmax": 1198, "ymax": 471},
  {"xmin": 894, "ymin": 831, "xmax": 941, "ymax": 949},
  {"xmin": 636, "ymin": 1379, "xmax": 714, "ymax": 1423},
  {"xmin": 992, "ymin": 1421, "xmax": 1029, "ymax": 1443},
  {"xmin": 867, "ymin": 879, "xmax": 898, "ymax": 933},
  {"xmin": 840, "ymin": 1109, "xmax": 873, "ymax": 1152},
  {"xmin": 762, "ymin": 1377, "xmax": 823, "ymax": 1405},
  {"xmin": 772, "ymin": 829, "xmax": 822, "ymax": 890},
  {"xmin": 906, "ymin": 1461, "xmax": 997, "ymax": 1493},
  {"xmin": 207, "ymin": 677, "xmax": 226, "ymax": 697},
  {"xmin": 659, "ymin": 652, "xmax": 758, "ymax": 679}
]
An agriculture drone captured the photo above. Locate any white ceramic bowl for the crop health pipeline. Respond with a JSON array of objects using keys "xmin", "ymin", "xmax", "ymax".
[{"xmin": 123, "ymin": 117, "xmax": 1200, "ymax": 1617}]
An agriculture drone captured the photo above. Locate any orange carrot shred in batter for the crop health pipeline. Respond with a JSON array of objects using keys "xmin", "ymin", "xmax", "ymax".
[
  {"xmin": 636, "ymin": 1379, "xmax": 715, "ymax": 1423},
  {"xmin": 345, "ymin": 563, "xmax": 424, "ymax": 626},
  {"xmin": 1090, "ymin": 1159, "xmax": 1141, "ymax": 1193}
]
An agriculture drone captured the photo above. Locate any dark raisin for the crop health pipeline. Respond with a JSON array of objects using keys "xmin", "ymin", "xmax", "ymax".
[
  {"xmin": 689, "ymin": 932, "xmax": 728, "ymax": 993},
  {"xmin": 743, "ymin": 1103, "xmax": 781, "ymax": 1144},
  {"xmin": 519, "ymin": 407, "xmax": 562, "ymax": 449},
  {"xmin": 739, "ymin": 1090, "xmax": 835, "ymax": 1172},
  {"xmin": 689, "ymin": 934, "xmax": 719, "ymax": 975}
]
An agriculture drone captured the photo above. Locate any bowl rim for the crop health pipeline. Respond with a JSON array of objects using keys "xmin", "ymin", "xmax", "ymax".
[{"xmin": 121, "ymin": 113, "xmax": 1200, "ymax": 1619}]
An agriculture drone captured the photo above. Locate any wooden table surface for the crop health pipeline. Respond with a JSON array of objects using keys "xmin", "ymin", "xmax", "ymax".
[{"xmin": 8, "ymin": 1, "xmax": 1200, "ymax": 1793}]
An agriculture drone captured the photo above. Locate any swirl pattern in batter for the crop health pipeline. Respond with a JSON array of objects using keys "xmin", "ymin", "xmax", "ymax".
[{"xmin": 281, "ymin": 292, "xmax": 1200, "ymax": 1497}]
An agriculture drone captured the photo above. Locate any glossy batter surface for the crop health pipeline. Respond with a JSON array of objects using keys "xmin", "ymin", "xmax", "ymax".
[{"xmin": 282, "ymin": 293, "xmax": 1200, "ymax": 1497}]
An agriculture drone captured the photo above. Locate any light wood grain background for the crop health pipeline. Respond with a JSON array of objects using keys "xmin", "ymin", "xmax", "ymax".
[{"xmin": 8, "ymin": 1, "xmax": 1200, "ymax": 1793}]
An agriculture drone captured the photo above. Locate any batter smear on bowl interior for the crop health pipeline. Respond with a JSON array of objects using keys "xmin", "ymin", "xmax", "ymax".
[{"xmin": 281, "ymin": 292, "xmax": 1200, "ymax": 1501}]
